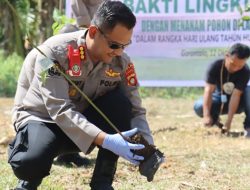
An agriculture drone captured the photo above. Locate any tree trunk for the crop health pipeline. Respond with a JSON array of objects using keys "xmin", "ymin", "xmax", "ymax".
[
  {"xmin": 38, "ymin": 0, "xmax": 60, "ymax": 44},
  {"xmin": 0, "ymin": 1, "xmax": 25, "ymax": 57}
]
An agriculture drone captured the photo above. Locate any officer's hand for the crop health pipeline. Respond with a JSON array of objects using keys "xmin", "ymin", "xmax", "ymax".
[
  {"xmin": 102, "ymin": 128, "xmax": 145, "ymax": 165},
  {"xmin": 203, "ymin": 115, "xmax": 213, "ymax": 127}
]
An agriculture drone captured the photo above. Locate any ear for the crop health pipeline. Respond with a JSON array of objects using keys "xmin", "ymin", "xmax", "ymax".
[{"xmin": 89, "ymin": 25, "xmax": 98, "ymax": 38}]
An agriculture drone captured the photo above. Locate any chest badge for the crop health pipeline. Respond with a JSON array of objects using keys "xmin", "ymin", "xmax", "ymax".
[{"xmin": 67, "ymin": 45, "xmax": 83, "ymax": 76}]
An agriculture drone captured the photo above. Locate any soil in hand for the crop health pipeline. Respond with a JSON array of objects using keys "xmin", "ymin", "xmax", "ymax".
[{"xmin": 129, "ymin": 133, "xmax": 157, "ymax": 162}]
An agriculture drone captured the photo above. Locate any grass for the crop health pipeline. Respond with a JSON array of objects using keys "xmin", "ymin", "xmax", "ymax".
[{"xmin": 1, "ymin": 97, "xmax": 250, "ymax": 189}]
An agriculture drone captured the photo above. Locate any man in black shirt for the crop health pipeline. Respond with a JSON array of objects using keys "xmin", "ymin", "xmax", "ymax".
[{"xmin": 194, "ymin": 43, "xmax": 250, "ymax": 136}]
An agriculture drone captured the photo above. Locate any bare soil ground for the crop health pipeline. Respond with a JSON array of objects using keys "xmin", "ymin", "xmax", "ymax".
[{"xmin": 1, "ymin": 97, "xmax": 250, "ymax": 190}]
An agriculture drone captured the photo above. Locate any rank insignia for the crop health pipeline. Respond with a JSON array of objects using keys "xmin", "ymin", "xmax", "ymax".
[
  {"xmin": 105, "ymin": 69, "xmax": 121, "ymax": 77},
  {"xmin": 79, "ymin": 45, "xmax": 86, "ymax": 61},
  {"xmin": 125, "ymin": 63, "xmax": 138, "ymax": 86}
]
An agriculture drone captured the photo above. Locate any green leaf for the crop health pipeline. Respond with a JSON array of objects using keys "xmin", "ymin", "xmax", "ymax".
[
  {"xmin": 41, "ymin": 70, "xmax": 48, "ymax": 84},
  {"xmin": 52, "ymin": 8, "xmax": 76, "ymax": 35},
  {"xmin": 52, "ymin": 22, "xmax": 60, "ymax": 35},
  {"xmin": 52, "ymin": 8, "xmax": 61, "ymax": 23},
  {"xmin": 242, "ymin": 16, "xmax": 250, "ymax": 21}
]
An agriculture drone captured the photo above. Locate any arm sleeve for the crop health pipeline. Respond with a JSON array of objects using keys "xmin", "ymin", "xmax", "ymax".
[
  {"xmin": 35, "ymin": 45, "xmax": 101, "ymax": 153},
  {"xmin": 12, "ymin": 49, "xmax": 37, "ymax": 124},
  {"xmin": 119, "ymin": 57, "xmax": 154, "ymax": 145},
  {"xmin": 234, "ymin": 69, "xmax": 250, "ymax": 91},
  {"xmin": 205, "ymin": 60, "xmax": 218, "ymax": 85}
]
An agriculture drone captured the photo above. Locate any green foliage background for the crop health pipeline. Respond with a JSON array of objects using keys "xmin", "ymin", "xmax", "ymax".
[
  {"xmin": 0, "ymin": 0, "xmax": 30, "ymax": 57},
  {"xmin": 52, "ymin": 8, "xmax": 75, "ymax": 35},
  {"xmin": 0, "ymin": 52, "xmax": 23, "ymax": 97}
]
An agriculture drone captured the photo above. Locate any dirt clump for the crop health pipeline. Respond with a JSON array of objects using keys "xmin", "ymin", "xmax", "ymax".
[
  {"xmin": 130, "ymin": 134, "xmax": 156, "ymax": 159},
  {"xmin": 129, "ymin": 133, "xmax": 165, "ymax": 182}
]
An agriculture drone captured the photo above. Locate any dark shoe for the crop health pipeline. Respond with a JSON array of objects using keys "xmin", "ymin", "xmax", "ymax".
[
  {"xmin": 15, "ymin": 179, "xmax": 42, "ymax": 190},
  {"xmin": 90, "ymin": 149, "xmax": 117, "ymax": 190},
  {"xmin": 91, "ymin": 183, "xmax": 114, "ymax": 190},
  {"xmin": 56, "ymin": 153, "xmax": 90, "ymax": 167}
]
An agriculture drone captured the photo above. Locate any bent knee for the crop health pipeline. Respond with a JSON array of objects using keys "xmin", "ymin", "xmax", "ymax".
[
  {"xmin": 9, "ymin": 153, "xmax": 50, "ymax": 180},
  {"xmin": 193, "ymin": 102, "xmax": 203, "ymax": 117}
]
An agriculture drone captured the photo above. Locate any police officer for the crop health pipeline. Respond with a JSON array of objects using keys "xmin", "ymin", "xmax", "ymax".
[
  {"xmin": 9, "ymin": 1, "xmax": 154, "ymax": 190},
  {"xmin": 71, "ymin": 0, "xmax": 103, "ymax": 28},
  {"xmin": 194, "ymin": 43, "xmax": 250, "ymax": 135}
]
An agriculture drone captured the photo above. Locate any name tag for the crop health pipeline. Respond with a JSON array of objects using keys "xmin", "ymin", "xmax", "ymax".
[{"xmin": 221, "ymin": 94, "xmax": 227, "ymax": 103}]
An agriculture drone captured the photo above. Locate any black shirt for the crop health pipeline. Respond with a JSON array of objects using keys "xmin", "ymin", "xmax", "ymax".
[{"xmin": 205, "ymin": 59, "xmax": 250, "ymax": 92}]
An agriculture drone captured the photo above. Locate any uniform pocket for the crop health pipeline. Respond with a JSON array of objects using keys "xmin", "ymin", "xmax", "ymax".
[{"xmin": 8, "ymin": 127, "xmax": 29, "ymax": 164}]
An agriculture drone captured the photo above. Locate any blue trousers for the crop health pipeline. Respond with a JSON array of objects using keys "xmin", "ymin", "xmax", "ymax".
[{"xmin": 194, "ymin": 86, "xmax": 250, "ymax": 129}]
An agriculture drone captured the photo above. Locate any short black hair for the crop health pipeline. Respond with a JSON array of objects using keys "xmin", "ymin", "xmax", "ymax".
[
  {"xmin": 91, "ymin": 0, "xmax": 136, "ymax": 33},
  {"xmin": 229, "ymin": 43, "xmax": 250, "ymax": 59}
]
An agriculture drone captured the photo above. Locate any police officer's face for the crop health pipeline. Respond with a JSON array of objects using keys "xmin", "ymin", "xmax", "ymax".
[
  {"xmin": 225, "ymin": 54, "xmax": 247, "ymax": 73},
  {"xmin": 95, "ymin": 24, "xmax": 133, "ymax": 63}
]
